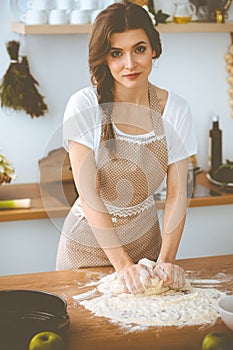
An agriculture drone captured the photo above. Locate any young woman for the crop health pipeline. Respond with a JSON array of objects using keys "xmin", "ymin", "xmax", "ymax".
[{"xmin": 56, "ymin": 0, "xmax": 197, "ymax": 294}]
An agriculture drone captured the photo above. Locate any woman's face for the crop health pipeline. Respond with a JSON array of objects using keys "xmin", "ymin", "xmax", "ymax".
[{"xmin": 105, "ymin": 28, "xmax": 156, "ymax": 91}]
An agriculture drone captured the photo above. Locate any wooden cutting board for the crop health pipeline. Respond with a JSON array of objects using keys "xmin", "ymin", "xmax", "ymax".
[
  {"xmin": 39, "ymin": 147, "xmax": 78, "ymax": 206},
  {"xmin": 39, "ymin": 147, "xmax": 73, "ymax": 183}
]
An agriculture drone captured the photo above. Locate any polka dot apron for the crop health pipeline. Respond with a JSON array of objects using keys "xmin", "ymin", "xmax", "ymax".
[{"xmin": 56, "ymin": 83, "xmax": 168, "ymax": 269}]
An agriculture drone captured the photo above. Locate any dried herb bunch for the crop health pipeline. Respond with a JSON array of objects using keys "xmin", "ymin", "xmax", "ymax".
[{"xmin": 0, "ymin": 40, "xmax": 48, "ymax": 118}]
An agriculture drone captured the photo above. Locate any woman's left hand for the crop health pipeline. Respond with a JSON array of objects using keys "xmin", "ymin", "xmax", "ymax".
[{"xmin": 153, "ymin": 262, "xmax": 186, "ymax": 289}]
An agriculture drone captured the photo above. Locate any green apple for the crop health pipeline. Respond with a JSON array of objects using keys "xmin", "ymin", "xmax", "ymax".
[
  {"xmin": 28, "ymin": 331, "xmax": 65, "ymax": 350},
  {"xmin": 202, "ymin": 332, "xmax": 233, "ymax": 350}
]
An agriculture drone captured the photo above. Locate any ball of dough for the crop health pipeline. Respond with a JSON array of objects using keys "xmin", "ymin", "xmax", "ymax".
[
  {"xmin": 138, "ymin": 258, "xmax": 191, "ymax": 296},
  {"xmin": 138, "ymin": 258, "xmax": 170, "ymax": 295}
]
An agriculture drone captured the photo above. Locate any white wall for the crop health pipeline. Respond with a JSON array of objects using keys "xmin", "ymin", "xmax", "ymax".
[
  {"xmin": 177, "ymin": 205, "xmax": 233, "ymax": 259},
  {"xmin": 0, "ymin": 218, "xmax": 64, "ymax": 276},
  {"xmin": 0, "ymin": 1, "xmax": 233, "ymax": 275}
]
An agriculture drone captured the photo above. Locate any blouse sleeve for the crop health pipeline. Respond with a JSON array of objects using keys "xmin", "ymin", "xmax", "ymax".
[
  {"xmin": 164, "ymin": 100, "xmax": 198, "ymax": 165},
  {"xmin": 63, "ymin": 89, "xmax": 99, "ymax": 152}
]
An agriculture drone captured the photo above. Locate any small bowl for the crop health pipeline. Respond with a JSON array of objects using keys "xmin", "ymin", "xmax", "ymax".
[{"xmin": 218, "ymin": 295, "xmax": 233, "ymax": 331}]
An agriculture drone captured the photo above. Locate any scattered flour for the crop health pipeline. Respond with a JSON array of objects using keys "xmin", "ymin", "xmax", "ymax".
[
  {"xmin": 73, "ymin": 289, "xmax": 98, "ymax": 301},
  {"xmin": 74, "ymin": 259, "xmax": 226, "ymax": 328}
]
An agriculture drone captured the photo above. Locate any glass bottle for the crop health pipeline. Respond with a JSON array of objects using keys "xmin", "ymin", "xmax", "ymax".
[{"xmin": 209, "ymin": 115, "xmax": 222, "ymax": 176}]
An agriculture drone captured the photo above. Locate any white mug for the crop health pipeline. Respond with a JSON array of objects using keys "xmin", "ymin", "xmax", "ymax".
[
  {"xmin": 69, "ymin": 9, "xmax": 89, "ymax": 24},
  {"xmin": 49, "ymin": 9, "xmax": 68, "ymax": 24},
  {"xmin": 79, "ymin": 0, "xmax": 98, "ymax": 10},
  {"xmin": 27, "ymin": 0, "xmax": 51, "ymax": 10},
  {"xmin": 55, "ymin": 0, "xmax": 75, "ymax": 10},
  {"xmin": 21, "ymin": 9, "xmax": 48, "ymax": 24}
]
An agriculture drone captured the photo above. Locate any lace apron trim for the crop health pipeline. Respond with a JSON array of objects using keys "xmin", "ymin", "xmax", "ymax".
[{"xmin": 105, "ymin": 194, "xmax": 155, "ymax": 217}]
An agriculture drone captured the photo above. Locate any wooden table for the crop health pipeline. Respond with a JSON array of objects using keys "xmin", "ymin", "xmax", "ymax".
[{"xmin": 0, "ymin": 255, "xmax": 233, "ymax": 350}]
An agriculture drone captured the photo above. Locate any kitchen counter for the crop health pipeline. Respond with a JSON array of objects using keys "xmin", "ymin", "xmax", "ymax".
[
  {"xmin": 0, "ymin": 172, "xmax": 233, "ymax": 222},
  {"xmin": 0, "ymin": 255, "xmax": 232, "ymax": 350}
]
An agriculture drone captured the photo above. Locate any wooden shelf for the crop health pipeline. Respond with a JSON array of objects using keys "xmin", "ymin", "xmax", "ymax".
[
  {"xmin": 158, "ymin": 21, "xmax": 233, "ymax": 33},
  {"xmin": 12, "ymin": 22, "xmax": 93, "ymax": 35},
  {"xmin": 0, "ymin": 182, "xmax": 76, "ymax": 222},
  {"xmin": 0, "ymin": 172, "xmax": 233, "ymax": 222},
  {"xmin": 12, "ymin": 21, "xmax": 233, "ymax": 35}
]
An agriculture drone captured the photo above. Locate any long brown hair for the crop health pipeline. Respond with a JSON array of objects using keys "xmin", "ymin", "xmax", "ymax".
[{"xmin": 88, "ymin": 0, "xmax": 162, "ymax": 143}]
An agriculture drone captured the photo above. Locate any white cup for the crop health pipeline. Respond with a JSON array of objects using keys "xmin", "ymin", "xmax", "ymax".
[
  {"xmin": 49, "ymin": 9, "xmax": 68, "ymax": 24},
  {"xmin": 55, "ymin": 0, "xmax": 75, "ymax": 10},
  {"xmin": 90, "ymin": 9, "xmax": 103, "ymax": 23},
  {"xmin": 21, "ymin": 9, "xmax": 48, "ymax": 24},
  {"xmin": 27, "ymin": 0, "xmax": 51, "ymax": 10},
  {"xmin": 69, "ymin": 9, "xmax": 89, "ymax": 23},
  {"xmin": 79, "ymin": 0, "xmax": 98, "ymax": 10}
]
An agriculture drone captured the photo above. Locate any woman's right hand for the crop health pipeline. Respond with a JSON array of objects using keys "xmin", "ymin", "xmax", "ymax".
[{"xmin": 118, "ymin": 263, "xmax": 153, "ymax": 294}]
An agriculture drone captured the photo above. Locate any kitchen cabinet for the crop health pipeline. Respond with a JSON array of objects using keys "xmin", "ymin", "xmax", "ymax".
[{"xmin": 11, "ymin": 22, "xmax": 233, "ymax": 35}]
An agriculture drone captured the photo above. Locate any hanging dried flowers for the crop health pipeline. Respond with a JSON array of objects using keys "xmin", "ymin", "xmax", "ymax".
[{"xmin": 0, "ymin": 40, "xmax": 48, "ymax": 118}]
